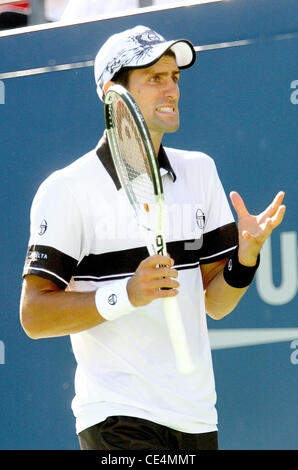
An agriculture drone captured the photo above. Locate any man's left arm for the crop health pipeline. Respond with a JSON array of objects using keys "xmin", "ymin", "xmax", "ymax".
[{"xmin": 201, "ymin": 191, "xmax": 286, "ymax": 320}]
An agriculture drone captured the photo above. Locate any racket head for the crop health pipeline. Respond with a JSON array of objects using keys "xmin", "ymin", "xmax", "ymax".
[{"xmin": 104, "ymin": 84, "xmax": 166, "ymax": 256}]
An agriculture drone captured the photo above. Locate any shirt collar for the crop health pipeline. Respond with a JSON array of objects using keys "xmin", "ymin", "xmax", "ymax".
[
  {"xmin": 157, "ymin": 144, "xmax": 177, "ymax": 182},
  {"xmin": 96, "ymin": 130, "xmax": 176, "ymax": 190}
]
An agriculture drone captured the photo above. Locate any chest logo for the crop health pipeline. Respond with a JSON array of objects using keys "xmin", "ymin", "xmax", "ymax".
[{"xmin": 195, "ymin": 208, "xmax": 205, "ymax": 230}]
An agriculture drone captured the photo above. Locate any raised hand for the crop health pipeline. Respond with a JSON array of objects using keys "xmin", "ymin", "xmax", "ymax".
[{"xmin": 229, "ymin": 191, "xmax": 286, "ymax": 266}]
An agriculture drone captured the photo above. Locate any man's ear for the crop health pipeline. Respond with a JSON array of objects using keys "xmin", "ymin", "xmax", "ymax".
[{"xmin": 103, "ymin": 81, "xmax": 115, "ymax": 96}]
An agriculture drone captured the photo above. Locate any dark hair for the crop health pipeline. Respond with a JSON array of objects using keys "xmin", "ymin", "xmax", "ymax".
[
  {"xmin": 112, "ymin": 67, "xmax": 130, "ymax": 88},
  {"xmin": 112, "ymin": 49, "xmax": 176, "ymax": 88}
]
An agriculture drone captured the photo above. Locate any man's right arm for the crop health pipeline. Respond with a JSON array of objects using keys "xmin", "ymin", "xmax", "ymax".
[
  {"xmin": 20, "ymin": 255, "xmax": 179, "ymax": 339},
  {"xmin": 20, "ymin": 275, "xmax": 104, "ymax": 339}
]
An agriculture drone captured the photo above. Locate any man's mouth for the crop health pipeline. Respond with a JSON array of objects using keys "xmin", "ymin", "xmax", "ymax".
[{"xmin": 156, "ymin": 106, "xmax": 176, "ymax": 114}]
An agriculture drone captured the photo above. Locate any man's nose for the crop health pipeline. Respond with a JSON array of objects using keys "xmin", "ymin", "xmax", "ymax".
[{"xmin": 165, "ymin": 79, "xmax": 180, "ymax": 100}]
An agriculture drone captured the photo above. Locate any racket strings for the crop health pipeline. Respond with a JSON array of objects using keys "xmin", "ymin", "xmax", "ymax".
[{"xmin": 111, "ymin": 95, "xmax": 156, "ymax": 209}]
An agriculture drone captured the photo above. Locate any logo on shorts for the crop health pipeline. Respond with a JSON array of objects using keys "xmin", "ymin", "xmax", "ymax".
[
  {"xmin": 108, "ymin": 294, "xmax": 117, "ymax": 306},
  {"xmin": 38, "ymin": 219, "xmax": 47, "ymax": 236}
]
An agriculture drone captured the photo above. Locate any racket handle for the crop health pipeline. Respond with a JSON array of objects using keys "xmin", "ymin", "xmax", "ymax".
[{"xmin": 163, "ymin": 297, "xmax": 195, "ymax": 374}]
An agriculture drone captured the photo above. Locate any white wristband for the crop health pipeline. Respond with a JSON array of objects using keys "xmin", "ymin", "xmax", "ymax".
[{"xmin": 94, "ymin": 277, "xmax": 136, "ymax": 321}]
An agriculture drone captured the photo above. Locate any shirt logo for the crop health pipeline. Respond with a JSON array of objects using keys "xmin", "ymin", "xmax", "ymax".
[
  {"xmin": 195, "ymin": 208, "xmax": 205, "ymax": 230},
  {"xmin": 108, "ymin": 294, "xmax": 117, "ymax": 306},
  {"xmin": 38, "ymin": 219, "xmax": 47, "ymax": 236},
  {"xmin": 184, "ymin": 206, "xmax": 205, "ymax": 251}
]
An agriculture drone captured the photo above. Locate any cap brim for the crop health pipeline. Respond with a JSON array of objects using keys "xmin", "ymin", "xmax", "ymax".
[
  {"xmin": 167, "ymin": 39, "xmax": 196, "ymax": 69},
  {"xmin": 123, "ymin": 39, "xmax": 196, "ymax": 72}
]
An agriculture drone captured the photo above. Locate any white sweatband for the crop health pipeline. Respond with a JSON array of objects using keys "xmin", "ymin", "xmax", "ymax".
[{"xmin": 94, "ymin": 277, "xmax": 136, "ymax": 321}]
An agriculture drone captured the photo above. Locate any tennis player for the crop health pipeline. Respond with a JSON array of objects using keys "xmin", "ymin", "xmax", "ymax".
[{"xmin": 20, "ymin": 26, "xmax": 286, "ymax": 450}]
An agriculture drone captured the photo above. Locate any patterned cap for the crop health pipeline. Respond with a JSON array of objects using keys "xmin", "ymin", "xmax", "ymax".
[{"xmin": 94, "ymin": 25, "xmax": 196, "ymax": 101}]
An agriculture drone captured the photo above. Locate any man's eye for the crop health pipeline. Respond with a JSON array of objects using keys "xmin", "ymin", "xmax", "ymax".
[{"xmin": 149, "ymin": 75, "xmax": 160, "ymax": 82}]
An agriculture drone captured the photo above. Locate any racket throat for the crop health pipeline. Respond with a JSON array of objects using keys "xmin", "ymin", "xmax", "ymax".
[{"xmin": 156, "ymin": 234, "xmax": 166, "ymax": 256}]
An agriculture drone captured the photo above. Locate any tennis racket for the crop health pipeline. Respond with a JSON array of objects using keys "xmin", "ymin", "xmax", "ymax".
[{"xmin": 104, "ymin": 84, "xmax": 195, "ymax": 374}]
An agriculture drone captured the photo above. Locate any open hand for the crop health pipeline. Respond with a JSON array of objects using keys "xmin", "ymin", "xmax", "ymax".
[{"xmin": 230, "ymin": 191, "xmax": 286, "ymax": 266}]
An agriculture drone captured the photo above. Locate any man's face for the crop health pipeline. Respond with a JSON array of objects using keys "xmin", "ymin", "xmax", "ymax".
[{"xmin": 126, "ymin": 55, "xmax": 180, "ymax": 150}]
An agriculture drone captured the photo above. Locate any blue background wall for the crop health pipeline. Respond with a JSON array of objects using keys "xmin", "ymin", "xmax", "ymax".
[{"xmin": 0, "ymin": 0, "xmax": 297, "ymax": 449}]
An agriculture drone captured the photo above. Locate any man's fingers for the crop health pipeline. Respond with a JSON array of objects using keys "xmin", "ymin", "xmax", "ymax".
[
  {"xmin": 229, "ymin": 191, "xmax": 249, "ymax": 218},
  {"xmin": 270, "ymin": 191, "xmax": 285, "ymax": 212},
  {"xmin": 242, "ymin": 205, "xmax": 285, "ymax": 244},
  {"xmin": 260, "ymin": 191, "xmax": 285, "ymax": 221},
  {"xmin": 231, "ymin": 191, "xmax": 286, "ymax": 228},
  {"xmin": 155, "ymin": 287, "xmax": 179, "ymax": 298},
  {"xmin": 151, "ymin": 266, "xmax": 178, "ymax": 279},
  {"xmin": 138, "ymin": 254, "xmax": 174, "ymax": 269},
  {"xmin": 149, "ymin": 277, "xmax": 180, "ymax": 290},
  {"xmin": 137, "ymin": 265, "xmax": 178, "ymax": 286},
  {"xmin": 270, "ymin": 203, "xmax": 286, "ymax": 228},
  {"xmin": 246, "ymin": 218, "xmax": 273, "ymax": 241}
]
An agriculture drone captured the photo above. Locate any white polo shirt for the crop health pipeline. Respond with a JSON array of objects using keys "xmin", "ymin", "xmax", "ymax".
[{"xmin": 23, "ymin": 132, "xmax": 238, "ymax": 434}]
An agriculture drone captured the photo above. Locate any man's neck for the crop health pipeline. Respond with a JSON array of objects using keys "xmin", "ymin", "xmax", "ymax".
[{"xmin": 151, "ymin": 132, "xmax": 163, "ymax": 157}]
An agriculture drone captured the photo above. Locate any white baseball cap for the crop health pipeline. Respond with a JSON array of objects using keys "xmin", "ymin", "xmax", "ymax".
[{"xmin": 94, "ymin": 25, "xmax": 196, "ymax": 101}]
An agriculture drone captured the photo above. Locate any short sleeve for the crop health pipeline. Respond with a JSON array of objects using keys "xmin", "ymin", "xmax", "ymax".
[{"xmin": 23, "ymin": 172, "xmax": 82, "ymax": 289}]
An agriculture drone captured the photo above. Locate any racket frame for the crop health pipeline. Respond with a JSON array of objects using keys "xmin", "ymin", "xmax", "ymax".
[
  {"xmin": 104, "ymin": 84, "xmax": 195, "ymax": 374},
  {"xmin": 104, "ymin": 84, "xmax": 166, "ymax": 256}
]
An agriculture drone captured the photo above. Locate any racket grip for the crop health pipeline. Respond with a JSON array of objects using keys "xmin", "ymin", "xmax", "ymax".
[{"xmin": 163, "ymin": 297, "xmax": 195, "ymax": 374}]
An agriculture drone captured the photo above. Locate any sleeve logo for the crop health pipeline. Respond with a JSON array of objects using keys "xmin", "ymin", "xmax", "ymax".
[
  {"xmin": 38, "ymin": 219, "xmax": 47, "ymax": 236},
  {"xmin": 28, "ymin": 251, "xmax": 48, "ymax": 261}
]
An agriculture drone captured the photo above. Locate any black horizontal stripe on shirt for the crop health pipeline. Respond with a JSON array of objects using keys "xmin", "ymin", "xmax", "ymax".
[
  {"xmin": 22, "ymin": 223, "xmax": 237, "ymax": 287},
  {"xmin": 199, "ymin": 222, "xmax": 238, "ymax": 263},
  {"xmin": 22, "ymin": 244, "xmax": 78, "ymax": 290},
  {"xmin": 72, "ymin": 242, "xmax": 199, "ymax": 282},
  {"xmin": 73, "ymin": 222, "xmax": 237, "ymax": 281},
  {"xmin": 74, "ymin": 245, "xmax": 148, "ymax": 281},
  {"xmin": 73, "ymin": 262, "xmax": 202, "ymax": 282}
]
